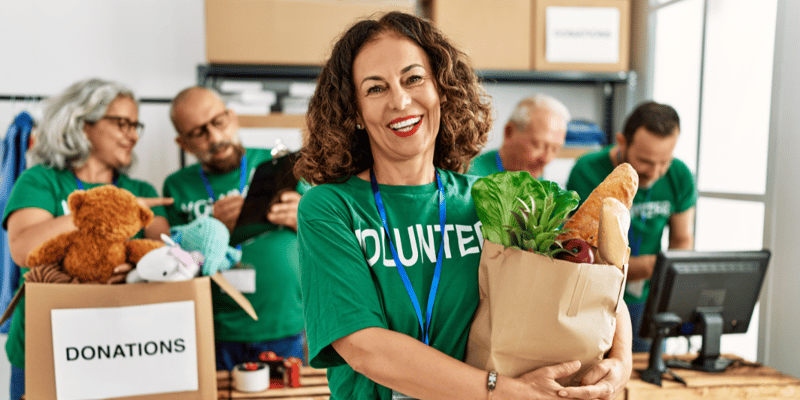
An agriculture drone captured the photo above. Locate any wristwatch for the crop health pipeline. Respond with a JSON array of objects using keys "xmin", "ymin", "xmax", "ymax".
[{"xmin": 487, "ymin": 370, "xmax": 498, "ymax": 399}]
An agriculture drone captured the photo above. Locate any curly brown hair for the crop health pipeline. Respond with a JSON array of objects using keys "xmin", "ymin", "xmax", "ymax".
[{"xmin": 294, "ymin": 11, "xmax": 493, "ymax": 185}]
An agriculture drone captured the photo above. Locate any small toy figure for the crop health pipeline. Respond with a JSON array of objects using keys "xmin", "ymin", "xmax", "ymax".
[{"xmin": 126, "ymin": 234, "xmax": 201, "ymax": 283}]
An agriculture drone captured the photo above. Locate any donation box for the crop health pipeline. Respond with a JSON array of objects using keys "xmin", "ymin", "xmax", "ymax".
[{"xmin": 25, "ymin": 278, "xmax": 219, "ymax": 400}]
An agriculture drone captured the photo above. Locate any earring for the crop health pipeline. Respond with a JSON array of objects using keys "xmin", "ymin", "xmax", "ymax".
[{"xmin": 356, "ymin": 124, "xmax": 363, "ymax": 130}]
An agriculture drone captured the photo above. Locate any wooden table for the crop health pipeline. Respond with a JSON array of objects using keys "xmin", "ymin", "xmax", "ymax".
[
  {"xmin": 218, "ymin": 366, "xmax": 329, "ymax": 399},
  {"xmin": 621, "ymin": 352, "xmax": 800, "ymax": 399},
  {"xmin": 217, "ymin": 353, "xmax": 800, "ymax": 399}
]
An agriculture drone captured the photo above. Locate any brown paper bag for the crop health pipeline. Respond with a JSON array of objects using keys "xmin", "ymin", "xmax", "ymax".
[{"xmin": 465, "ymin": 240, "xmax": 628, "ymax": 385}]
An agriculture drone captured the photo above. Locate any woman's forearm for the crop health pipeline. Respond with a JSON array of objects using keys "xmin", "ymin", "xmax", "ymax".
[
  {"xmin": 332, "ymin": 327, "xmax": 528, "ymax": 400},
  {"xmin": 7, "ymin": 209, "xmax": 77, "ymax": 266}
]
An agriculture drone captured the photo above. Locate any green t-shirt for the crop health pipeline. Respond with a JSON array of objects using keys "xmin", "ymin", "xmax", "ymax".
[
  {"xmin": 298, "ymin": 169, "xmax": 483, "ymax": 400},
  {"xmin": 566, "ymin": 146, "xmax": 697, "ymax": 303},
  {"xmin": 162, "ymin": 148, "xmax": 304, "ymax": 343},
  {"xmin": 1, "ymin": 164, "xmax": 166, "ymax": 369},
  {"xmin": 467, "ymin": 149, "xmax": 501, "ymax": 177}
]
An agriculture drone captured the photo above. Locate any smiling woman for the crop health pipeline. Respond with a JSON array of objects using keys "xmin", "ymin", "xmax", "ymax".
[
  {"xmin": 1, "ymin": 78, "xmax": 173, "ymax": 400},
  {"xmin": 294, "ymin": 11, "xmax": 631, "ymax": 400}
]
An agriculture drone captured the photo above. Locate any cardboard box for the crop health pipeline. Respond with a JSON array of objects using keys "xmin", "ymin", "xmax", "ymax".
[
  {"xmin": 18, "ymin": 275, "xmax": 255, "ymax": 400},
  {"xmin": 427, "ymin": 0, "xmax": 533, "ymax": 70},
  {"xmin": 206, "ymin": 0, "xmax": 416, "ymax": 65},
  {"xmin": 533, "ymin": 0, "xmax": 631, "ymax": 72}
]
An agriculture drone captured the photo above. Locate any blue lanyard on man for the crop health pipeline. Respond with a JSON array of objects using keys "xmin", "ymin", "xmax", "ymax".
[
  {"xmin": 370, "ymin": 168, "xmax": 446, "ymax": 346},
  {"xmin": 494, "ymin": 151, "xmax": 505, "ymax": 172},
  {"xmin": 198, "ymin": 155, "xmax": 248, "ymax": 202},
  {"xmin": 199, "ymin": 155, "xmax": 248, "ymax": 250}
]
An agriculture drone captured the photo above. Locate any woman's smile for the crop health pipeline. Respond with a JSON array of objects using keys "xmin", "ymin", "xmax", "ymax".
[{"xmin": 388, "ymin": 115, "xmax": 423, "ymax": 137}]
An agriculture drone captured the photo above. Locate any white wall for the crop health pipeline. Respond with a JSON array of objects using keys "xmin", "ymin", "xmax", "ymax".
[
  {"xmin": 761, "ymin": 0, "xmax": 800, "ymax": 378},
  {"xmin": 0, "ymin": 0, "xmax": 206, "ymax": 192}
]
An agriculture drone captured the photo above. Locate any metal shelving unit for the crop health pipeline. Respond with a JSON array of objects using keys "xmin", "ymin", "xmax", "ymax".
[{"xmin": 197, "ymin": 64, "xmax": 634, "ymax": 143}]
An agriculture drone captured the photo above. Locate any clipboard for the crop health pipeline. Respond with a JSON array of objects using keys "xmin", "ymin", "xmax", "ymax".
[{"xmin": 229, "ymin": 152, "xmax": 300, "ymax": 246}]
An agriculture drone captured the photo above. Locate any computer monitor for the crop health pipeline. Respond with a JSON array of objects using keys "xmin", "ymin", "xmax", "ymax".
[{"xmin": 639, "ymin": 249, "xmax": 770, "ymax": 383}]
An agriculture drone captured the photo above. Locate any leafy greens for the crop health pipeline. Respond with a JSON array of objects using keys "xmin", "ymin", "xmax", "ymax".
[{"xmin": 472, "ymin": 171, "xmax": 580, "ymax": 257}]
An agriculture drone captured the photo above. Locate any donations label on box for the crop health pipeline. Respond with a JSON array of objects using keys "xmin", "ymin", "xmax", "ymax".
[
  {"xmin": 545, "ymin": 6, "xmax": 621, "ymax": 64},
  {"xmin": 50, "ymin": 301, "xmax": 199, "ymax": 400}
]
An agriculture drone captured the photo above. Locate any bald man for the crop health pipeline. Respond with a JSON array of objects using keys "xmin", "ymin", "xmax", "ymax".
[
  {"xmin": 164, "ymin": 87, "xmax": 305, "ymax": 369},
  {"xmin": 468, "ymin": 94, "xmax": 570, "ymax": 178}
]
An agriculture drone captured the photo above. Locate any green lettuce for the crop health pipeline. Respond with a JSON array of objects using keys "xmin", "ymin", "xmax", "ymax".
[{"xmin": 472, "ymin": 171, "xmax": 580, "ymax": 257}]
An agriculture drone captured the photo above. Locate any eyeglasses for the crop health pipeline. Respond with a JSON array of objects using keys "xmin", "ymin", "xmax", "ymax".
[
  {"xmin": 181, "ymin": 109, "xmax": 232, "ymax": 141},
  {"xmin": 86, "ymin": 116, "xmax": 145, "ymax": 137}
]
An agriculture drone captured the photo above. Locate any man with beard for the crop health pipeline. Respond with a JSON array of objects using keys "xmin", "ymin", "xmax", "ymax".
[
  {"xmin": 164, "ymin": 87, "xmax": 305, "ymax": 369},
  {"xmin": 468, "ymin": 94, "xmax": 569, "ymax": 179},
  {"xmin": 566, "ymin": 101, "xmax": 696, "ymax": 352}
]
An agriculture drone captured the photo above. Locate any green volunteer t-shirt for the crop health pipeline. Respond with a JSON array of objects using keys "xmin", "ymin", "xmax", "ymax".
[
  {"xmin": 467, "ymin": 149, "xmax": 501, "ymax": 177},
  {"xmin": 162, "ymin": 148, "xmax": 304, "ymax": 343},
  {"xmin": 1, "ymin": 164, "xmax": 166, "ymax": 369},
  {"xmin": 566, "ymin": 146, "xmax": 697, "ymax": 304},
  {"xmin": 298, "ymin": 169, "xmax": 483, "ymax": 400}
]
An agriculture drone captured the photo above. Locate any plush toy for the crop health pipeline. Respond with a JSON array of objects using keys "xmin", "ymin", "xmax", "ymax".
[
  {"xmin": 126, "ymin": 234, "xmax": 201, "ymax": 283},
  {"xmin": 169, "ymin": 216, "xmax": 241, "ymax": 276},
  {"xmin": 25, "ymin": 185, "xmax": 165, "ymax": 283}
]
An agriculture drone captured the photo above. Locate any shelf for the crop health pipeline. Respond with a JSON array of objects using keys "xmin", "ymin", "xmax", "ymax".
[
  {"xmin": 198, "ymin": 64, "xmax": 635, "ymax": 145},
  {"xmin": 238, "ymin": 114, "xmax": 306, "ymax": 130},
  {"xmin": 198, "ymin": 64, "xmax": 630, "ymax": 85},
  {"xmin": 557, "ymin": 146, "xmax": 599, "ymax": 160}
]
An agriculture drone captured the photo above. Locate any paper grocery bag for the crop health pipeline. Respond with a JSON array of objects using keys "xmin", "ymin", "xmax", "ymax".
[{"xmin": 465, "ymin": 240, "xmax": 627, "ymax": 385}]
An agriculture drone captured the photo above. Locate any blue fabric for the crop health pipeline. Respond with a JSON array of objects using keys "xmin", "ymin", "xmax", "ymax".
[
  {"xmin": 628, "ymin": 300, "xmax": 653, "ymax": 352},
  {"xmin": 0, "ymin": 112, "xmax": 33, "ymax": 334},
  {"xmin": 215, "ymin": 332, "xmax": 306, "ymax": 370},
  {"xmin": 9, "ymin": 363, "xmax": 24, "ymax": 400}
]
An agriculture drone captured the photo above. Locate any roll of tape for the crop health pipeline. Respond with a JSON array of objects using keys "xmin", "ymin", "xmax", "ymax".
[{"xmin": 232, "ymin": 362, "xmax": 270, "ymax": 392}]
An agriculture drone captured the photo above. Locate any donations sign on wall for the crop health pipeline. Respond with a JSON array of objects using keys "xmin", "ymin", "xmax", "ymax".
[
  {"xmin": 50, "ymin": 301, "xmax": 199, "ymax": 400},
  {"xmin": 545, "ymin": 6, "xmax": 621, "ymax": 64}
]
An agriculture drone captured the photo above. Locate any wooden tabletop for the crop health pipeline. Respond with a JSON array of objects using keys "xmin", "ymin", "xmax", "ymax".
[
  {"xmin": 624, "ymin": 352, "xmax": 800, "ymax": 400},
  {"xmin": 218, "ymin": 366, "xmax": 329, "ymax": 400},
  {"xmin": 217, "ymin": 354, "xmax": 800, "ymax": 399}
]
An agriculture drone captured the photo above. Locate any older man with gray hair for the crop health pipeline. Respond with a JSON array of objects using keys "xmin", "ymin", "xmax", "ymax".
[{"xmin": 468, "ymin": 93, "xmax": 570, "ymax": 178}]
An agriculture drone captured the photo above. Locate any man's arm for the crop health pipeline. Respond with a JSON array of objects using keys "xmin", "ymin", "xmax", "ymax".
[
  {"xmin": 626, "ymin": 207, "xmax": 695, "ymax": 281},
  {"xmin": 668, "ymin": 207, "xmax": 695, "ymax": 250}
]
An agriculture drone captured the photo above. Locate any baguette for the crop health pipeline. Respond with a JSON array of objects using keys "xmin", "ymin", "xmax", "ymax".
[{"xmin": 560, "ymin": 162, "xmax": 638, "ymax": 248}]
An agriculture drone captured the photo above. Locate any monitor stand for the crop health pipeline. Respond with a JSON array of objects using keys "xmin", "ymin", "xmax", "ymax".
[
  {"xmin": 639, "ymin": 312, "xmax": 686, "ymax": 386},
  {"xmin": 665, "ymin": 310, "xmax": 735, "ymax": 372}
]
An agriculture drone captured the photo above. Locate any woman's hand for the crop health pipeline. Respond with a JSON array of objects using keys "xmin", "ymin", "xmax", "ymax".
[
  {"xmin": 511, "ymin": 360, "xmax": 583, "ymax": 399},
  {"xmin": 106, "ymin": 263, "xmax": 133, "ymax": 284},
  {"xmin": 267, "ymin": 191, "xmax": 302, "ymax": 231},
  {"xmin": 580, "ymin": 358, "xmax": 629, "ymax": 400},
  {"xmin": 137, "ymin": 196, "xmax": 174, "ymax": 210}
]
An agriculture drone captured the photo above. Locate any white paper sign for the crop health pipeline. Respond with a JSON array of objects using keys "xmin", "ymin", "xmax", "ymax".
[
  {"xmin": 221, "ymin": 268, "xmax": 257, "ymax": 294},
  {"xmin": 545, "ymin": 6, "xmax": 621, "ymax": 64},
  {"xmin": 51, "ymin": 301, "xmax": 198, "ymax": 400}
]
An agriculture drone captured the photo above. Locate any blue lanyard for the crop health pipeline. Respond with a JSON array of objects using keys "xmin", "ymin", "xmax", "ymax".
[
  {"xmin": 494, "ymin": 151, "xmax": 505, "ymax": 172},
  {"xmin": 74, "ymin": 174, "xmax": 118, "ymax": 190},
  {"xmin": 370, "ymin": 168, "xmax": 446, "ymax": 346},
  {"xmin": 198, "ymin": 155, "xmax": 248, "ymax": 201}
]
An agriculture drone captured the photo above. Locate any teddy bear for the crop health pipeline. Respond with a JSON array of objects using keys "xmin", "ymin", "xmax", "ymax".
[{"xmin": 25, "ymin": 185, "xmax": 165, "ymax": 283}]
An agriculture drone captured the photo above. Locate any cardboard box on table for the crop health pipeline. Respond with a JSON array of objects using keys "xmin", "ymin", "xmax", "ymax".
[
  {"xmin": 20, "ymin": 274, "xmax": 255, "ymax": 400},
  {"xmin": 205, "ymin": 0, "xmax": 416, "ymax": 65},
  {"xmin": 465, "ymin": 240, "xmax": 628, "ymax": 386},
  {"xmin": 532, "ymin": 0, "xmax": 631, "ymax": 72}
]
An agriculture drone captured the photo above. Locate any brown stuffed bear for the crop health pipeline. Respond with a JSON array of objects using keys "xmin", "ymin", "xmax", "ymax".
[{"xmin": 25, "ymin": 185, "xmax": 165, "ymax": 283}]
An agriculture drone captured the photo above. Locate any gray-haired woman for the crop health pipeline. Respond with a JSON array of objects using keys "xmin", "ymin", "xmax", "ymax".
[{"xmin": 2, "ymin": 78, "xmax": 173, "ymax": 400}]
